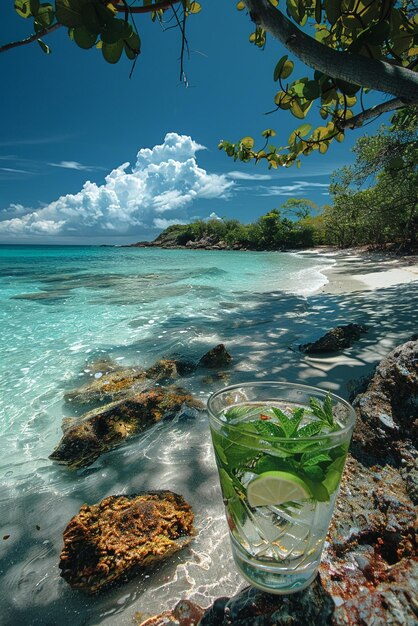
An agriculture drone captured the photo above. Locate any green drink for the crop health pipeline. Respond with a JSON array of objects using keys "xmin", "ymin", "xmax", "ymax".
[{"xmin": 207, "ymin": 382, "xmax": 355, "ymax": 594}]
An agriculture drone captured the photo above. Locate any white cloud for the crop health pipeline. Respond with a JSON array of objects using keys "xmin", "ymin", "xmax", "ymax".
[
  {"xmin": 48, "ymin": 160, "xmax": 102, "ymax": 172},
  {"xmin": 0, "ymin": 133, "xmax": 233, "ymax": 239},
  {"xmin": 257, "ymin": 180, "xmax": 329, "ymax": 196},
  {"xmin": 227, "ymin": 171, "xmax": 272, "ymax": 181},
  {"xmin": 0, "ymin": 167, "xmax": 31, "ymax": 174}
]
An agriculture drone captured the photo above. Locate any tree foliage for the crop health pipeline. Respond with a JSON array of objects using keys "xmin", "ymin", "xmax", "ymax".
[
  {"xmin": 3, "ymin": 0, "xmax": 418, "ymax": 168},
  {"xmin": 220, "ymin": 0, "xmax": 418, "ymax": 169},
  {"xmin": 154, "ymin": 204, "xmax": 324, "ymax": 250},
  {"xmin": 325, "ymin": 110, "xmax": 418, "ymax": 246}
]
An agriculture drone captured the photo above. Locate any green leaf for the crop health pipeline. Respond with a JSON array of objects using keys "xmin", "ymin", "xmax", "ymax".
[
  {"xmin": 80, "ymin": 2, "xmax": 102, "ymax": 35},
  {"xmin": 15, "ymin": 0, "xmax": 32, "ymax": 18},
  {"xmin": 296, "ymin": 123, "xmax": 312, "ymax": 137},
  {"xmin": 274, "ymin": 55, "xmax": 294, "ymax": 81},
  {"xmin": 30, "ymin": 0, "xmax": 40, "ymax": 15},
  {"xmin": 322, "ymin": 454, "xmax": 346, "ymax": 494},
  {"xmin": 101, "ymin": 18, "xmax": 131, "ymax": 44},
  {"xmin": 302, "ymin": 453, "xmax": 332, "ymax": 467},
  {"xmin": 303, "ymin": 465, "xmax": 324, "ymax": 480},
  {"xmin": 253, "ymin": 420, "xmax": 286, "ymax": 438},
  {"xmin": 224, "ymin": 405, "xmax": 255, "ymax": 421},
  {"xmin": 189, "ymin": 1, "xmax": 202, "ymax": 14},
  {"xmin": 302, "ymin": 80, "xmax": 320, "ymax": 100},
  {"xmin": 305, "ymin": 478, "xmax": 330, "ymax": 501},
  {"xmin": 336, "ymin": 80, "xmax": 361, "ymax": 96},
  {"xmin": 297, "ymin": 421, "xmax": 323, "ymax": 438},
  {"xmin": 55, "ymin": 0, "xmax": 84, "ymax": 28},
  {"xmin": 37, "ymin": 38, "xmax": 51, "ymax": 53},
  {"xmin": 102, "ymin": 38, "xmax": 124, "ymax": 64},
  {"xmin": 240, "ymin": 136, "xmax": 255, "ymax": 149},
  {"xmin": 74, "ymin": 24, "xmax": 97, "ymax": 49},
  {"xmin": 314, "ymin": 0, "xmax": 321, "ymax": 25},
  {"xmin": 324, "ymin": 0, "xmax": 340, "ymax": 24},
  {"xmin": 35, "ymin": 4, "xmax": 55, "ymax": 26},
  {"xmin": 124, "ymin": 31, "xmax": 141, "ymax": 60}
]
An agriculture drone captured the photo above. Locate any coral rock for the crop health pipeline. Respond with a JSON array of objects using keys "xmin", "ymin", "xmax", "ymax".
[
  {"xmin": 59, "ymin": 491, "xmax": 195, "ymax": 593},
  {"xmin": 50, "ymin": 386, "xmax": 204, "ymax": 468}
]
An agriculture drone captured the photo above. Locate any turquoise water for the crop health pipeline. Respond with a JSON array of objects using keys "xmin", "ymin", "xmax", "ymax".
[{"xmin": 0, "ymin": 245, "xmax": 331, "ymax": 625}]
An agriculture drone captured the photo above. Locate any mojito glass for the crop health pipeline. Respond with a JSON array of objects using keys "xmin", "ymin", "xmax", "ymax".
[{"xmin": 207, "ymin": 382, "xmax": 355, "ymax": 594}]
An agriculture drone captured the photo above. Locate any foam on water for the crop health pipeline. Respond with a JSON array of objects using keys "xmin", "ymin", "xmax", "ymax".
[{"xmin": 0, "ymin": 245, "xmax": 334, "ymax": 625}]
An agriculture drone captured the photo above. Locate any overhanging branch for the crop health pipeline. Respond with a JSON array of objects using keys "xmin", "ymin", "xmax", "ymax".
[
  {"xmin": 339, "ymin": 98, "xmax": 406, "ymax": 130},
  {"xmin": 244, "ymin": 0, "xmax": 418, "ymax": 103},
  {"xmin": 0, "ymin": 23, "xmax": 61, "ymax": 54}
]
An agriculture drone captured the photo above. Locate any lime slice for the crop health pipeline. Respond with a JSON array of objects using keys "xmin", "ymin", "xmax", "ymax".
[{"xmin": 247, "ymin": 471, "xmax": 312, "ymax": 507}]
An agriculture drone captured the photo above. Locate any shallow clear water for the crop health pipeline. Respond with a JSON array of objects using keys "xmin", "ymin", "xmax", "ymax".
[{"xmin": 0, "ymin": 245, "xmax": 332, "ymax": 625}]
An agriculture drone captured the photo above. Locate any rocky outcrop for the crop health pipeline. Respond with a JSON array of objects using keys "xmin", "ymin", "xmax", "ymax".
[
  {"xmin": 197, "ymin": 344, "xmax": 232, "ymax": 369},
  {"xmin": 352, "ymin": 339, "xmax": 418, "ymax": 468},
  {"xmin": 141, "ymin": 339, "xmax": 418, "ymax": 626},
  {"xmin": 65, "ymin": 352, "xmax": 226, "ymax": 408},
  {"xmin": 300, "ymin": 323, "xmax": 368, "ymax": 353},
  {"xmin": 59, "ymin": 491, "xmax": 195, "ymax": 593},
  {"xmin": 50, "ymin": 386, "xmax": 204, "ymax": 468}
]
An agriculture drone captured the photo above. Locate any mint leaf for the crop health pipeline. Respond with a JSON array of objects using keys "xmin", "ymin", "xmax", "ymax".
[
  {"xmin": 302, "ymin": 453, "xmax": 332, "ymax": 467},
  {"xmin": 302, "ymin": 465, "xmax": 324, "ymax": 480},
  {"xmin": 224, "ymin": 405, "xmax": 257, "ymax": 420},
  {"xmin": 253, "ymin": 455, "xmax": 297, "ymax": 474},
  {"xmin": 309, "ymin": 395, "xmax": 335, "ymax": 427},
  {"xmin": 253, "ymin": 420, "xmax": 286, "ymax": 438},
  {"xmin": 211, "ymin": 429, "xmax": 256, "ymax": 469},
  {"xmin": 271, "ymin": 406, "xmax": 303, "ymax": 437},
  {"xmin": 297, "ymin": 421, "xmax": 323, "ymax": 438}
]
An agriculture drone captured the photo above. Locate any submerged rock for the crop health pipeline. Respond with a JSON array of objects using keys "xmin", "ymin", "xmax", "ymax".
[
  {"xmin": 65, "ymin": 353, "xmax": 213, "ymax": 408},
  {"xmin": 65, "ymin": 366, "xmax": 148, "ymax": 406},
  {"xmin": 50, "ymin": 386, "xmax": 204, "ymax": 468},
  {"xmin": 300, "ymin": 323, "xmax": 368, "ymax": 353},
  {"xmin": 198, "ymin": 344, "xmax": 232, "ymax": 368},
  {"xmin": 59, "ymin": 491, "xmax": 195, "ymax": 593}
]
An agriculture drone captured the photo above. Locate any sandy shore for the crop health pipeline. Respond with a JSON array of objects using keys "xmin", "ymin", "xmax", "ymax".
[
  {"xmin": 318, "ymin": 248, "xmax": 418, "ymax": 294},
  {"xmin": 219, "ymin": 247, "xmax": 417, "ymax": 404}
]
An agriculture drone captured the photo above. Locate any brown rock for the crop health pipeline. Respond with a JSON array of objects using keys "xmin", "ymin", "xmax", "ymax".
[
  {"xmin": 352, "ymin": 339, "xmax": 418, "ymax": 459},
  {"xmin": 64, "ymin": 367, "xmax": 148, "ymax": 406},
  {"xmin": 300, "ymin": 323, "xmax": 368, "ymax": 354},
  {"xmin": 65, "ymin": 357, "xmax": 198, "ymax": 409},
  {"xmin": 59, "ymin": 491, "xmax": 195, "ymax": 593},
  {"xmin": 198, "ymin": 344, "xmax": 232, "ymax": 368},
  {"xmin": 50, "ymin": 386, "xmax": 204, "ymax": 468}
]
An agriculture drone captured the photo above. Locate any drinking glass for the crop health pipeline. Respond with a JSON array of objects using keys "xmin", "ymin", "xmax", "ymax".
[{"xmin": 207, "ymin": 382, "xmax": 356, "ymax": 594}]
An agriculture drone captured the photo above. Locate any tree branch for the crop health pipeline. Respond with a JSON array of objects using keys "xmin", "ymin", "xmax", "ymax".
[
  {"xmin": 0, "ymin": 1, "xmax": 182, "ymax": 55},
  {"xmin": 0, "ymin": 23, "xmax": 61, "ymax": 54},
  {"xmin": 339, "ymin": 98, "xmax": 407, "ymax": 130},
  {"xmin": 115, "ymin": 0, "xmax": 182, "ymax": 13},
  {"xmin": 244, "ymin": 0, "xmax": 418, "ymax": 103}
]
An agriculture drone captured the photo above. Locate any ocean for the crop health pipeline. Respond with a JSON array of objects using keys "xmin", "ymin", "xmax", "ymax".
[{"xmin": 0, "ymin": 245, "xmax": 333, "ymax": 625}]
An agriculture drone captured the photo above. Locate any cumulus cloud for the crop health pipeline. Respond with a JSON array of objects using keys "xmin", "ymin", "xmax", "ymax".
[{"xmin": 0, "ymin": 133, "xmax": 233, "ymax": 239}]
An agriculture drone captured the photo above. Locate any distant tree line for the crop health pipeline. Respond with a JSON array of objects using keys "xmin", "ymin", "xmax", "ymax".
[{"xmin": 154, "ymin": 112, "xmax": 417, "ymax": 251}]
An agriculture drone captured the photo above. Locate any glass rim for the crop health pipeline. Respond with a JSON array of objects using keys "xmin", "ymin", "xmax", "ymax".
[{"xmin": 207, "ymin": 381, "xmax": 356, "ymax": 442}]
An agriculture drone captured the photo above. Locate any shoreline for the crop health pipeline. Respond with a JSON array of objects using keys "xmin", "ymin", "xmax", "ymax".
[{"xmin": 295, "ymin": 247, "xmax": 418, "ymax": 295}]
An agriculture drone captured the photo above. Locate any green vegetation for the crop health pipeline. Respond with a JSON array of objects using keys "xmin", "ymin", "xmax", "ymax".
[
  {"xmin": 324, "ymin": 110, "xmax": 418, "ymax": 248},
  {"xmin": 4, "ymin": 1, "xmax": 418, "ymax": 168},
  {"xmin": 153, "ymin": 206, "xmax": 325, "ymax": 250},
  {"xmin": 153, "ymin": 114, "xmax": 417, "ymax": 251}
]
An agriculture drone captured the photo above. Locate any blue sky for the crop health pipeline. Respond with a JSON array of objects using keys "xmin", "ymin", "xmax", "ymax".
[{"xmin": 0, "ymin": 1, "xmax": 385, "ymax": 244}]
